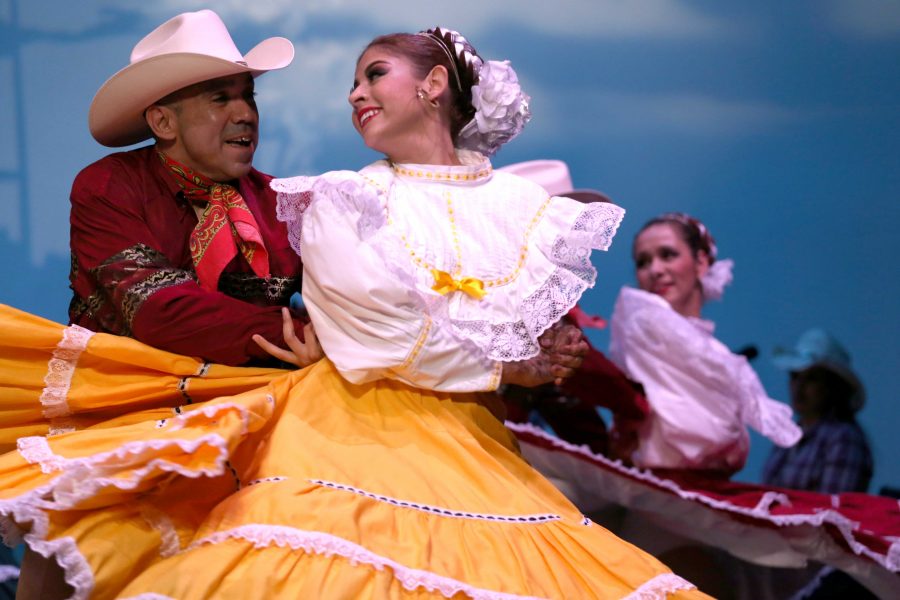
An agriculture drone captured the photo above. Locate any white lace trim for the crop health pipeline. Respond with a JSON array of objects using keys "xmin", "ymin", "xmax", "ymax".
[
  {"xmin": 274, "ymin": 172, "xmax": 624, "ymax": 362},
  {"xmin": 0, "ymin": 403, "xmax": 252, "ymax": 600},
  {"xmin": 0, "ymin": 565, "xmax": 19, "ymax": 583},
  {"xmin": 507, "ymin": 421, "xmax": 900, "ymax": 573},
  {"xmin": 14, "ymin": 401, "xmax": 252, "ymax": 510},
  {"xmin": 48, "ymin": 418, "xmax": 77, "ymax": 437},
  {"xmin": 140, "ymin": 504, "xmax": 181, "ymax": 558},
  {"xmin": 310, "ymin": 479, "xmax": 562, "ymax": 524},
  {"xmin": 28, "ymin": 534, "xmax": 93, "ymax": 600},
  {"xmin": 16, "ymin": 433, "xmax": 231, "ymax": 507},
  {"xmin": 0, "ymin": 484, "xmax": 96, "ymax": 600},
  {"xmin": 191, "ymin": 524, "xmax": 545, "ymax": 600},
  {"xmin": 39, "ymin": 324, "xmax": 94, "ymax": 419},
  {"xmin": 622, "ymin": 573, "xmax": 696, "ymax": 599}
]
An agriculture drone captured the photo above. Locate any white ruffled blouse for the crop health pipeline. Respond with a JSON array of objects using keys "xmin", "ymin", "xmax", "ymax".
[
  {"xmin": 610, "ymin": 287, "xmax": 801, "ymax": 472},
  {"xmin": 271, "ymin": 150, "xmax": 624, "ymax": 393}
]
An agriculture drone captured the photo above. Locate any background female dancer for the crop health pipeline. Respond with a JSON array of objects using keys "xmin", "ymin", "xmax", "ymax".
[{"xmin": 611, "ymin": 213, "xmax": 801, "ymax": 473}]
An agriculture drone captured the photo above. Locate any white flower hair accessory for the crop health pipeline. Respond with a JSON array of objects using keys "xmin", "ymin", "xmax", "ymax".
[
  {"xmin": 702, "ymin": 258, "xmax": 734, "ymax": 301},
  {"xmin": 419, "ymin": 27, "xmax": 531, "ymax": 157}
]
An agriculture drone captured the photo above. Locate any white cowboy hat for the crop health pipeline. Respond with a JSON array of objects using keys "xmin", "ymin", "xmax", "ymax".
[
  {"xmin": 497, "ymin": 159, "xmax": 612, "ymax": 204},
  {"xmin": 89, "ymin": 10, "xmax": 294, "ymax": 147}
]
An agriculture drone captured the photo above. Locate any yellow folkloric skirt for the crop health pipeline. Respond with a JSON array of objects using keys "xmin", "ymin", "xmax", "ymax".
[{"xmin": 0, "ymin": 305, "xmax": 708, "ymax": 599}]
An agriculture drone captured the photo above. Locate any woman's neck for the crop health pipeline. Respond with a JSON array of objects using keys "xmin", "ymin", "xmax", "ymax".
[
  {"xmin": 673, "ymin": 289, "xmax": 704, "ymax": 319},
  {"xmin": 386, "ymin": 121, "xmax": 460, "ymax": 166}
]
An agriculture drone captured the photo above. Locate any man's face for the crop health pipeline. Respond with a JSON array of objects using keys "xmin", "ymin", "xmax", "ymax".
[{"xmin": 161, "ymin": 73, "xmax": 259, "ymax": 182}]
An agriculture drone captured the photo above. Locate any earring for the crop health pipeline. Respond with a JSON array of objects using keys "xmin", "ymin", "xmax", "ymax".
[{"xmin": 416, "ymin": 88, "xmax": 440, "ymax": 108}]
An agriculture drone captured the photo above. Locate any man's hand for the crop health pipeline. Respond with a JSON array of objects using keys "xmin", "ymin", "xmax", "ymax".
[
  {"xmin": 501, "ymin": 323, "xmax": 589, "ymax": 387},
  {"xmin": 252, "ymin": 308, "xmax": 324, "ymax": 368}
]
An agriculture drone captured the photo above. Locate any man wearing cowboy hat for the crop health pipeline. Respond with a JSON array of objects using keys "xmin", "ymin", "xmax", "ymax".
[
  {"xmin": 67, "ymin": 10, "xmax": 319, "ymax": 367},
  {"xmin": 761, "ymin": 333, "xmax": 876, "ymax": 600},
  {"xmin": 762, "ymin": 329, "xmax": 873, "ymax": 494},
  {"xmin": 22, "ymin": 11, "xmax": 323, "ymax": 598}
]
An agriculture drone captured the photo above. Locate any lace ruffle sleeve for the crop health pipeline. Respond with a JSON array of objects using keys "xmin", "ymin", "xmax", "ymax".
[{"xmin": 443, "ymin": 173, "xmax": 625, "ymax": 362}]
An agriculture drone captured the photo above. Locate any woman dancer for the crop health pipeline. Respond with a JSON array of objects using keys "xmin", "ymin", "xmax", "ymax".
[
  {"xmin": 611, "ymin": 213, "xmax": 801, "ymax": 473},
  {"xmin": 0, "ymin": 28, "xmax": 707, "ymax": 600}
]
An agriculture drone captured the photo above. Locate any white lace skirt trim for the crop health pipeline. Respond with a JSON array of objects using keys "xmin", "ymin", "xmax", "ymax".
[
  {"xmin": 39, "ymin": 324, "xmax": 95, "ymax": 420},
  {"xmin": 140, "ymin": 504, "xmax": 181, "ymax": 558},
  {"xmin": 188, "ymin": 524, "xmax": 691, "ymax": 600},
  {"xmin": 507, "ymin": 421, "xmax": 900, "ymax": 573},
  {"xmin": 623, "ymin": 573, "xmax": 697, "ymax": 599},
  {"xmin": 1, "ymin": 403, "xmax": 252, "ymax": 600}
]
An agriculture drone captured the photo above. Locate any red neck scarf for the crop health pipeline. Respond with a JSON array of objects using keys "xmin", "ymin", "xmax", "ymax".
[{"xmin": 159, "ymin": 152, "xmax": 270, "ymax": 291}]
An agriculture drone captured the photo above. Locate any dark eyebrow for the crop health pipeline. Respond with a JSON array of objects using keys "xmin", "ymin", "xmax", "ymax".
[
  {"xmin": 363, "ymin": 60, "xmax": 389, "ymax": 72},
  {"xmin": 353, "ymin": 60, "xmax": 389, "ymax": 90}
]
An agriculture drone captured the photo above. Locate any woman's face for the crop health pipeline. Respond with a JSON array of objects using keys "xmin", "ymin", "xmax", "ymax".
[
  {"xmin": 634, "ymin": 223, "xmax": 709, "ymax": 317},
  {"xmin": 348, "ymin": 47, "xmax": 429, "ymax": 158}
]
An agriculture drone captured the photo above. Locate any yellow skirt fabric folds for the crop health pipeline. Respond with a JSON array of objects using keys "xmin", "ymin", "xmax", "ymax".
[{"xmin": 0, "ymin": 305, "xmax": 707, "ymax": 599}]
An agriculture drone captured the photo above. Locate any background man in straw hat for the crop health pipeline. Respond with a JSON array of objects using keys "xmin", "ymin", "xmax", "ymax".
[
  {"xmin": 67, "ymin": 9, "xmax": 320, "ymax": 368},
  {"xmin": 761, "ymin": 333, "xmax": 877, "ymax": 600},
  {"xmin": 762, "ymin": 328, "xmax": 873, "ymax": 494}
]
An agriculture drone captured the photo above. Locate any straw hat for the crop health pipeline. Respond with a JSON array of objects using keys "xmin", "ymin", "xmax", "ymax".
[
  {"xmin": 497, "ymin": 159, "xmax": 611, "ymax": 203},
  {"xmin": 89, "ymin": 10, "xmax": 294, "ymax": 147}
]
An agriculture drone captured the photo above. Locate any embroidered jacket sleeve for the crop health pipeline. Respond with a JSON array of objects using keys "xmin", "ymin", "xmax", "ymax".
[
  {"xmin": 294, "ymin": 182, "xmax": 501, "ymax": 392},
  {"xmin": 68, "ymin": 151, "xmax": 304, "ymax": 366}
]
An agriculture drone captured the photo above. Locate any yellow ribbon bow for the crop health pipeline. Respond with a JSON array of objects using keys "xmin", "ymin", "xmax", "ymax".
[{"xmin": 431, "ymin": 269, "xmax": 486, "ymax": 300}]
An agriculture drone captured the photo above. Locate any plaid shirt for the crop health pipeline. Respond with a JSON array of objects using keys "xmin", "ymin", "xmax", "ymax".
[{"xmin": 762, "ymin": 419, "xmax": 873, "ymax": 493}]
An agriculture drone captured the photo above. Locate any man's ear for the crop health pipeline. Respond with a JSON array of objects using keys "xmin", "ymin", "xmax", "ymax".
[
  {"xmin": 424, "ymin": 64, "xmax": 450, "ymax": 103},
  {"xmin": 145, "ymin": 104, "xmax": 178, "ymax": 142}
]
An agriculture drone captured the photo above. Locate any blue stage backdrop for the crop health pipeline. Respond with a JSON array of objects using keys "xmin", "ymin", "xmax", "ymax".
[{"xmin": 2, "ymin": 0, "xmax": 898, "ymax": 493}]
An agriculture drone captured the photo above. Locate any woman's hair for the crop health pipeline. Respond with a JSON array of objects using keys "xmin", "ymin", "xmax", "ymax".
[
  {"xmin": 360, "ymin": 33, "xmax": 477, "ymax": 143},
  {"xmin": 634, "ymin": 212, "xmax": 717, "ymax": 263}
]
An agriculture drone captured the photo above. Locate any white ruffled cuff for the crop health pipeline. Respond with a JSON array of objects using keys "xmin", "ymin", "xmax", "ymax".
[{"xmin": 451, "ymin": 200, "xmax": 624, "ymax": 361}]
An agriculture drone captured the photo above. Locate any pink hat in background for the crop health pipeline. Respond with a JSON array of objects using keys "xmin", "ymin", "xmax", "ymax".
[
  {"xmin": 89, "ymin": 9, "xmax": 294, "ymax": 147},
  {"xmin": 497, "ymin": 159, "xmax": 612, "ymax": 204}
]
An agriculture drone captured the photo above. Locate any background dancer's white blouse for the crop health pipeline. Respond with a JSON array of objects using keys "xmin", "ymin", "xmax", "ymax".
[
  {"xmin": 272, "ymin": 150, "xmax": 624, "ymax": 392},
  {"xmin": 610, "ymin": 286, "xmax": 801, "ymax": 472}
]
